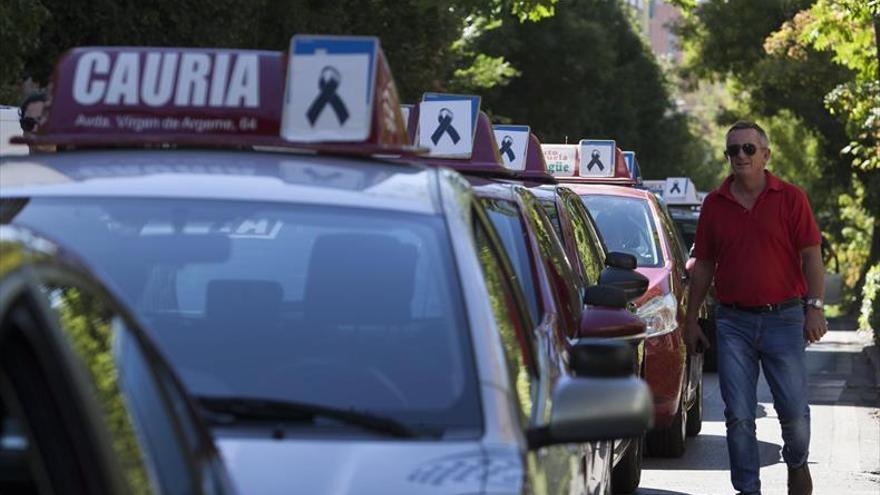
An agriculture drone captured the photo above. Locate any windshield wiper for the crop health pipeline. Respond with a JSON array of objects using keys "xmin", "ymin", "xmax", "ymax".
[{"xmin": 197, "ymin": 396, "xmax": 417, "ymax": 438}]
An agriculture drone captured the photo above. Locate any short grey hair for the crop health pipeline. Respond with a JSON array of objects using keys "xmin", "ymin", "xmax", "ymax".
[{"xmin": 727, "ymin": 120, "xmax": 769, "ymax": 146}]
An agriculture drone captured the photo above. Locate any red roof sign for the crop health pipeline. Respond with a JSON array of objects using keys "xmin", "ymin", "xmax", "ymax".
[{"xmin": 18, "ymin": 38, "xmax": 418, "ymax": 156}]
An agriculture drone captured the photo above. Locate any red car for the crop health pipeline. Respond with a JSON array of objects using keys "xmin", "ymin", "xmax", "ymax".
[{"xmin": 553, "ymin": 144, "xmax": 704, "ymax": 458}]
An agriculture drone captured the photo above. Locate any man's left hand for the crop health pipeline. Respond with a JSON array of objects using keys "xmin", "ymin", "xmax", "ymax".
[{"xmin": 804, "ymin": 307, "xmax": 827, "ymax": 344}]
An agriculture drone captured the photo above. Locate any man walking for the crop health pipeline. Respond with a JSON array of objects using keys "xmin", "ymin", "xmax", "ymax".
[{"xmin": 685, "ymin": 121, "xmax": 827, "ymax": 495}]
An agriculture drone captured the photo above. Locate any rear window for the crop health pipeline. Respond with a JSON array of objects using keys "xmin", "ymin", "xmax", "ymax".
[
  {"xmin": 580, "ymin": 195, "xmax": 665, "ymax": 268},
  {"xmin": 8, "ymin": 197, "xmax": 481, "ymax": 435}
]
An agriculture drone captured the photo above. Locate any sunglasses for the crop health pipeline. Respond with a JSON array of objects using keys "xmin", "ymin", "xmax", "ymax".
[{"xmin": 724, "ymin": 143, "xmax": 760, "ymax": 158}]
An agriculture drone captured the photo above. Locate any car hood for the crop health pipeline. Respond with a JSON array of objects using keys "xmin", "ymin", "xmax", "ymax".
[{"xmin": 217, "ymin": 437, "xmax": 523, "ymax": 495}]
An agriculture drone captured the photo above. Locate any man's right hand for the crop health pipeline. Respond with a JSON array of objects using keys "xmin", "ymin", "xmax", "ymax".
[{"xmin": 685, "ymin": 319, "xmax": 710, "ymax": 355}]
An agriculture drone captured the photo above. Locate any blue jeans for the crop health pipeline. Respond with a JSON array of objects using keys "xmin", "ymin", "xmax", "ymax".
[{"xmin": 716, "ymin": 304, "xmax": 810, "ymax": 495}]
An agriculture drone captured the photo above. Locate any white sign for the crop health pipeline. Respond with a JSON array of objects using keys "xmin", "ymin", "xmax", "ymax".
[
  {"xmin": 417, "ymin": 99, "xmax": 474, "ymax": 158},
  {"xmin": 664, "ymin": 177, "xmax": 689, "ymax": 200},
  {"xmin": 281, "ymin": 36, "xmax": 377, "ymax": 142},
  {"xmin": 578, "ymin": 139, "xmax": 616, "ymax": 178},
  {"xmin": 541, "ymin": 144, "xmax": 578, "ymax": 177},
  {"xmin": 492, "ymin": 125, "xmax": 530, "ymax": 171}
]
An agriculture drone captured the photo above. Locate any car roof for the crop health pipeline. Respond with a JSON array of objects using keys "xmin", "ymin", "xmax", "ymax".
[
  {"xmin": 0, "ymin": 149, "xmax": 443, "ymax": 215},
  {"xmin": 562, "ymin": 182, "xmax": 654, "ymax": 200}
]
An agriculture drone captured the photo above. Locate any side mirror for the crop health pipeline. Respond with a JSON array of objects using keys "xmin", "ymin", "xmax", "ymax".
[
  {"xmin": 598, "ymin": 266, "xmax": 649, "ymax": 302},
  {"xmin": 578, "ymin": 303, "xmax": 646, "ymax": 340},
  {"xmin": 605, "ymin": 251, "xmax": 637, "ymax": 270},
  {"xmin": 527, "ymin": 376, "xmax": 653, "ymax": 449},
  {"xmin": 583, "ymin": 285, "xmax": 627, "ymax": 309},
  {"xmin": 569, "ymin": 340, "xmax": 636, "ymax": 378}
]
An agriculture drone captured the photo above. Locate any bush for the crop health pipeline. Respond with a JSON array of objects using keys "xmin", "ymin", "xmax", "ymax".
[{"xmin": 859, "ymin": 263, "xmax": 880, "ymax": 345}]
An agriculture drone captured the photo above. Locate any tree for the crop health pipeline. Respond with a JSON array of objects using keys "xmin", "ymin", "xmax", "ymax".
[
  {"xmin": 0, "ymin": 0, "xmax": 557, "ymax": 104},
  {"xmin": 468, "ymin": 0, "xmax": 716, "ymax": 187},
  {"xmin": 0, "ymin": 0, "xmax": 49, "ymax": 102}
]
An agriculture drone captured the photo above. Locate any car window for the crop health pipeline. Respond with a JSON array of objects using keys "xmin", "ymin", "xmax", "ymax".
[
  {"xmin": 481, "ymin": 198, "xmax": 541, "ymax": 325},
  {"xmin": 537, "ymin": 198, "xmax": 564, "ymax": 241},
  {"xmin": 473, "ymin": 208, "xmax": 537, "ymax": 426},
  {"xmin": 669, "ymin": 207, "xmax": 698, "ymax": 253},
  {"xmin": 11, "ymin": 197, "xmax": 481, "ymax": 435},
  {"xmin": 658, "ymin": 204, "xmax": 690, "ymax": 263},
  {"xmin": 43, "ymin": 282, "xmax": 188, "ymax": 494},
  {"xmin": 581, "ymin": 195, "xmax": 665, "ymax": 268},
  {"xmin": 560, "ymin": 192, "xmax": 605, "ymax": 286},
  {"xmin": 522, "ymin": 199, "xmax": 582, "ymax": 338}
]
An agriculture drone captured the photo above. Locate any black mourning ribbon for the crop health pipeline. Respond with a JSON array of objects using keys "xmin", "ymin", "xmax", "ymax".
[
  {"xmin": 430, "ymin": 108, "xmax": 460, "ymax": 145},
  {"xmin": 586, "ymin": 150, "xmax": 604, "ymax": 171},
  {"xmin": 670, "ymin": 181, "xmax": 681, "ymax": 194},
  {"xmin": 307, "ymin": 66, "xmax": 349, "ymax": 126},
  {"xmin": 499, "ymin": 135, "xmax": 515, "ymax": 162}
]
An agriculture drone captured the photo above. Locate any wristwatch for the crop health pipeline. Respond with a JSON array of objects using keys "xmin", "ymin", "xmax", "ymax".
[{"xmin": 805, "ymin": 298, "xmax": 824, "ymax": 310}]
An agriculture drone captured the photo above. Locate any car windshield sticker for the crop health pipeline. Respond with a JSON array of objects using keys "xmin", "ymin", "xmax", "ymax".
[
  {"xmin": 664, "ymin": 177, "xmax": 688, "ymax": 200},
  {"xmin": 492, "ymin": 125, "xmax": 529, "ymax": 171},
  {"xmin": 140, "ymin": 218, "xmax": 282, "ymax": 239},
  {"xmin": 578, "ymin": 139, "xmax": 616, "ymax": 178},
  {"xmin": 281, "ymin": 36, "xmax": 377, "ymax": 142},
  {"xmin": 541, "ymin": 144, "xmax": 577, "ymax": 177},
  {"xmin": 417, "ymin": 93, "xmax": 480, "ymax": 158}
]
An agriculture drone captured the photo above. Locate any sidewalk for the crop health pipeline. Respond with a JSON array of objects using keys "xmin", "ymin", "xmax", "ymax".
[{"xmin": 638, "ymin": 329, "xmax": 880, "ymax": 494}]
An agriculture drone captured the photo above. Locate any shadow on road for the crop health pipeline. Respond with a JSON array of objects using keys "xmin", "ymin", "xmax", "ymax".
[
  {"xmin": 643, "ymin": 434, "xmax": 781, "ymax": 471},
  {"xmin": 702, "ymin": 401, "xmax": 767, "ymax": 423}
]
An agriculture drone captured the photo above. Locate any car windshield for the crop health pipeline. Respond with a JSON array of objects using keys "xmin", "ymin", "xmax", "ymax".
[
  {"xmin": 8, "ymin": 197, "xmax": 481, "ymax": 435},
  {"xmin": 580, "ymin": 195, "xmax": 664, "ymax": 268}
]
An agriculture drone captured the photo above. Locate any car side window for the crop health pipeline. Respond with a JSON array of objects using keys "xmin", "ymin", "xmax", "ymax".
[
  {"xmin": 522, "ymin": 199, "xmax": 583, "ymax": 338},
  {"xmin": 481, "ymin": 197, "xmax": 542, "ymax": 325},
  {"xmin": 561, "ymin": 192, "xmax": 605, "ymax": 286},
  {"xmin": 472, "ymin": 207, "xmax": 537, "ymax": 426},
  {"xmin": 42, "ymin": 281, "xmax": 194, "ymax": 494},
  {"xmin": 657, "ymin": 203, "xmax": 689, "ymax": 264}
]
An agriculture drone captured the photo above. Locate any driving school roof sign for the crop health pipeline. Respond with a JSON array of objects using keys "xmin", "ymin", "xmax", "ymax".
[
  {"xmin": 417, "ymin": 93, "xmax": 480, "ymax": 158},
  {"xmin": 578, "ymin": 139, "xmax": 616, "ymax": 178},
  {"xmin": 282, "ymin": 36, "xmax": 377, "ymax": 142},
  {"xmin": 492, "ymin": 125, "xmax": 529, "ymax": 171},
  {"xmin": 541, "ymin": 144, "xmax": 578, "ymax": 177},
  {"xmin": 38, "ymin": 47, "xmax": 283, "ymax": 142}
]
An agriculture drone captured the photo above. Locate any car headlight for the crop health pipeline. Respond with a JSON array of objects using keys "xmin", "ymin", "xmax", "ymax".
[{"xmin": 636, "ymin": 292, "xmax": 678, "ymax": 336}]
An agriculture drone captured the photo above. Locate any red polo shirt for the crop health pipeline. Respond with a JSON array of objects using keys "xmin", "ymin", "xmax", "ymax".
[{"xmin": 692, "ymin": 171, "xmax": 821, "ymax": 306}]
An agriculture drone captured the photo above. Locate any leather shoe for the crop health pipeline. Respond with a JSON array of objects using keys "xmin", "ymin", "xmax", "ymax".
[{"xmin": 788, "ymin": 462, "xmax": 812, "ymax": 495}]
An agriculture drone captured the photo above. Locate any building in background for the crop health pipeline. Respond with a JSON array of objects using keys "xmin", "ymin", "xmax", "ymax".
[{"xmin": 622, "ymin": 0, "xmax": 683, "ymax": 64}]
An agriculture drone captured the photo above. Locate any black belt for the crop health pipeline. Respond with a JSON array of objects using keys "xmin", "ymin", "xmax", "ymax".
[{"xmin": 719, "ymin": 298, "xmax": 803, "ymax": 314}]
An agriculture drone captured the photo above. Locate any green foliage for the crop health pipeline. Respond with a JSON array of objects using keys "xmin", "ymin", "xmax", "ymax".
[
  {"xmin": 451, "ymin": 53, "xmax": 521, "ymax": 91},
  {"xmin": 469, "ymin": 0, "xmax": 713, "ymax": 187},
  {"xmin": 0, "ymin": 0, "xmax": 49, "ymax": 102},
  {"xmin": 859, "ymin": 264, "xmax": 880, "ymax": 344},
  {"xmin": 0, "ymin": 0, "xmax": 557, "ymax": 104}
]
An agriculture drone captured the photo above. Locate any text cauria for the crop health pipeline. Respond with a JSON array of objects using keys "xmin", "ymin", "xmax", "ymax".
[{"xmin": 72, "ymin": 51, "xmax": 260, "ymax": 108}]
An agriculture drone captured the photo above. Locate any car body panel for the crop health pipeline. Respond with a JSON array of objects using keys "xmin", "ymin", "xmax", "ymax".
[
  {"xmin": 565, "ymin": 183, "xmax": 701, "ymax": 429},
  {"xmin": 1, "ymin": 150, "xmax": 609, "ymax": 495}
]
